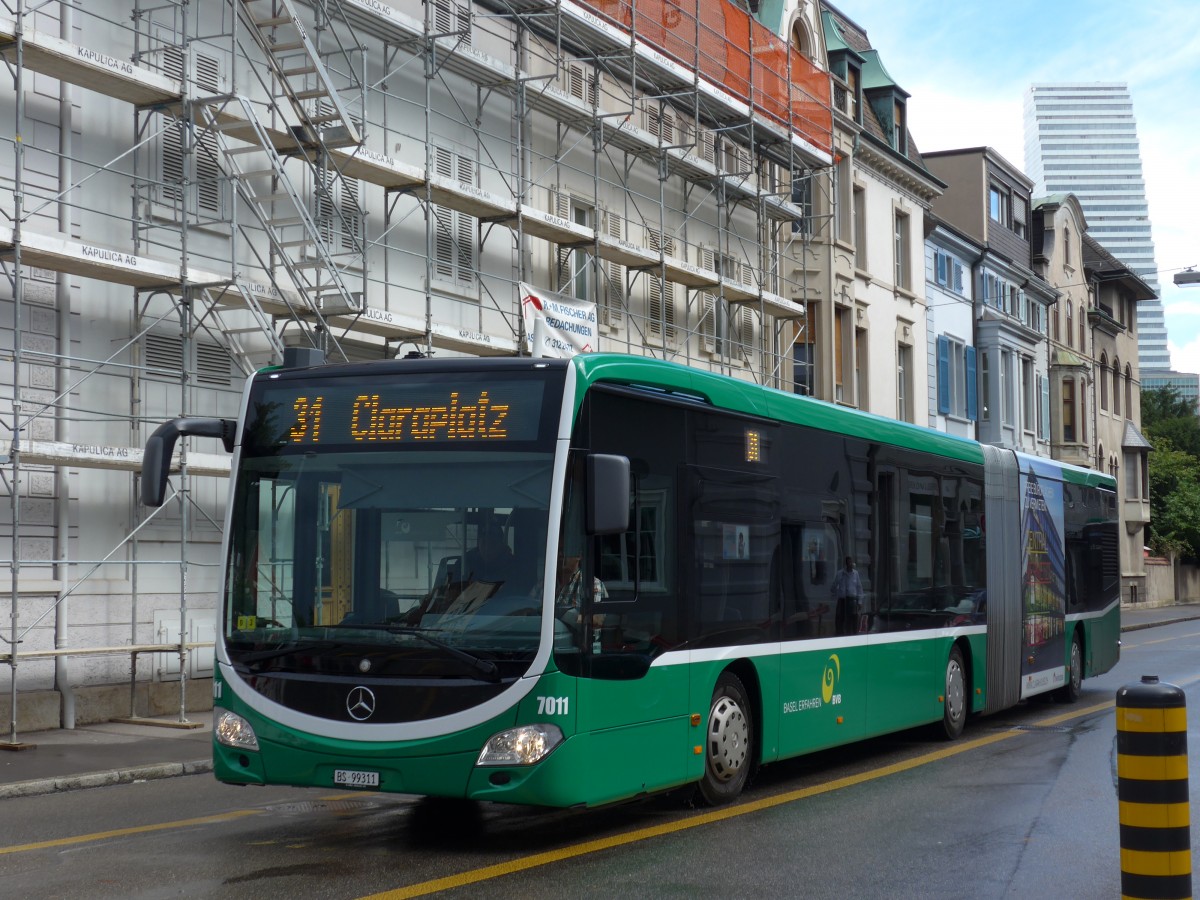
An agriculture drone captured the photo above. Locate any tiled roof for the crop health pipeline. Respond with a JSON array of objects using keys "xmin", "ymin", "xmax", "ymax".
[
  {"xmin": 1122, "ymin": 420, "xmax": 1153, "ymax": 451},
  {"xmin": 1082, "ymin": 233, "xmax": 1157, "ymax": 300}
]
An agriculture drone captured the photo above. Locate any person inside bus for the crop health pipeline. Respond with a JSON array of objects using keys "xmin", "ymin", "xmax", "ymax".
[
  {"xmin": 464, "ymin": 523, "xmax": 517, "ymax": 586},
  {"xmin": 554, "ymin": 556, "xmax": 612, "ymax": 655},
  {"xmin": 554, "ymin": 554, "xmax": 608, "ymax": 624},
  {"xmin": 831, "ymin": 555, "xmax": 863, "ymax": 635}
]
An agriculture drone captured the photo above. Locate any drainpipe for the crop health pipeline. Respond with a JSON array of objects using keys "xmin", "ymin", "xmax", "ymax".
[{"xmin": 53, "ymin": 3, "xmax": 75, "ymax": 728}]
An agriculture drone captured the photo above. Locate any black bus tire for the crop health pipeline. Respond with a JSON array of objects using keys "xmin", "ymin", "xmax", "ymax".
[
  {"xmin": 698, "ymin": 671, "xmax": 753, "ymax": 806},
  {"xmin": 1056, "ymin": 631, "xmax": 1083, "ymax": 703},
  {"xmin": 939, "ymin": 646, "xmax": 967, "ymax": 740}
]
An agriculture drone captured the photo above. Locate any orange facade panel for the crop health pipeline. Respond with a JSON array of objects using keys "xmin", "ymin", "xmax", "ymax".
[{"xmin": 586, "ymin": 0, "xmax": 832, "ymax": 158}]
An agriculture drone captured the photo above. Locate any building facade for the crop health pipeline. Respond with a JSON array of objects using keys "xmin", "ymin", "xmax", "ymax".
[
  {"xmin": 1031, "ymin": 194, "xmax": 1093, "ymax": 468},
  {"xmin": 1, "ymin": 0, "xmax": 836, "ymax": 724},
  {"xmin": 1030, "ymin": 192, "xmax": 1153, "ymax": 603},
  {"xmin": 1081, "ymin": 235, "xmax": 1154, "ymax": 604},
  {"xmin": 1023, "ymin": 82, "xmax": 1167, "ymax": 374},
  {"xmin": 924, "ymin": 217, "xmax": 979, "ymax": 440},
  {"xmin": 923, "ymin": 148, "xmax": 1055, "ymax": 455},
  {"xmin": 816, "ymin": 4, "xmax": 942, "ymax": 422}
]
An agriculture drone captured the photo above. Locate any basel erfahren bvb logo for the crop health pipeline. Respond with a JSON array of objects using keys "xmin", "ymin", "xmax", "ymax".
[{"xmin": 822, "ymin": 654, "xmax": 841, "ymax": 705}]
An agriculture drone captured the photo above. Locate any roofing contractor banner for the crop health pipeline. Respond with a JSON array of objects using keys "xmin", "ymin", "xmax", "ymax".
[{"xmin": 521, "ymin": 283, "xmax": 598, "ymax": 358}]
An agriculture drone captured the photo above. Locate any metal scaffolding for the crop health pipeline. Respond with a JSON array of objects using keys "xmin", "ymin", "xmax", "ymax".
[{"xmin": 0, "ymin": 0, "xmax": 832, "ymax": 741}]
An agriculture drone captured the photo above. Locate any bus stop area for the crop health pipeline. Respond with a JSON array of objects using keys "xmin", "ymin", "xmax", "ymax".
[{"xmin": 2, "ymin": 602, "xmax": 1199, "ymax": 803}]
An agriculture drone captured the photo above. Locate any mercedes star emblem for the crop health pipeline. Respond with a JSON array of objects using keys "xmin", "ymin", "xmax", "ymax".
[{"xmin": 346, "ymin": 685, "xmax": 376, "ymax": 721}]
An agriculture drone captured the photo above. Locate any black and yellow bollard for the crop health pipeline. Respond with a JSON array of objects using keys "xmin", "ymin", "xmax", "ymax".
[{"xmin": 1116, "ymin": 675, "xmax": 1191, "ymax": 900}]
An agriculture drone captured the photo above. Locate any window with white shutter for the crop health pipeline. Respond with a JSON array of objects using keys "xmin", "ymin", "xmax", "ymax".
[
  {"xmin": 432, "ymin": 0, "xmax": 472, "ymax": 45},
  {"xmin": 159, "ymin": 47, "xmax": 223, "ymax": 215},
  {"xmin": 603, "ymin": 211, "xmax": 626, "ymax": 327},
  {"xmin": 433, "ymin": 147, "xmax": 477, "ymax": 287},
  {"xmin": 565, "ymin": 62, "xmax": 598, "ymax": 106},
  {"xmin": 646, "ymin": 229, "xmax": 677, "ymax": 342}
]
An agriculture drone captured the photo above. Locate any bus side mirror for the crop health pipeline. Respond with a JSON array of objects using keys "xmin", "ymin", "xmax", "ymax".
[
  {"xmin": 141, "ymin": 417, "xmax": 236, "ymax": 507},
  {"xmin": 586, "ymin": 453, "xmax": 630, "ymax": 535}
]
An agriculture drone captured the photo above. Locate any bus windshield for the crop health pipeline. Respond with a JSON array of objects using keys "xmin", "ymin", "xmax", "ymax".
[{"xmin": 222, "ymin": 365, "xmax": 564, "ymax": 680}]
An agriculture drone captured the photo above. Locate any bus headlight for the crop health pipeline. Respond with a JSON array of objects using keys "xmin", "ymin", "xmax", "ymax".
[
  {"xmin": 477, "ymin": 724, "xmax": 563, "ymax": 766},
  {"xmin": 214, "ymin": 708, "xmax": 259, "ymax": 751}
]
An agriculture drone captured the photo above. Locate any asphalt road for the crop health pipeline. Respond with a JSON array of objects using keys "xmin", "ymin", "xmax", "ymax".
[{"xmin": 2, "ymin": 621, "xmax": 1197, "ymax": 899}]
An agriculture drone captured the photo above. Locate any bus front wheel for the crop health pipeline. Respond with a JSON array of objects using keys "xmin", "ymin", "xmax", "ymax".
[
  {"xmin": 698, "ymin": 671, "xmax": 753, "ymax": 806},
  {"xmin": 939, "ymin": 646, "xmax": 967, "ymax": 740}
]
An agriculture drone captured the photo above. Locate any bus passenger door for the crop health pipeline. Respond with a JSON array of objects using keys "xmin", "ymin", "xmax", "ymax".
[
  {"xmin": 778, "ymin": 521, "xmax": 865, "ymax": 757},
  {"xmin": 867, "ymin": 470, "xmax": 943, "ymax": 734}
]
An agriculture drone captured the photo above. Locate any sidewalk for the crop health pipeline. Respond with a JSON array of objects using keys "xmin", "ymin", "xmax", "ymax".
[
  {"xmin": 0, "ymin": 714, "xmax": 213, "ymax": 800},
  {"xmin": 3, "ymin": 603, "xmax": 1200, "ymax": 801}
]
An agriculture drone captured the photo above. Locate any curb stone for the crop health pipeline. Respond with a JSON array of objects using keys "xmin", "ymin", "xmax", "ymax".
[
  {"xmin": 1120, "ymin": 616, "xmax": 1200, "ymax": 633},
  {"xmin": 0, "ymin": 758, "xmax": 213, "ymax": 800}
]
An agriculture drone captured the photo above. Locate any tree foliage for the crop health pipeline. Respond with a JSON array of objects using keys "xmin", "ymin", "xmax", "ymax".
[
  {"xmin": 1146, "ymin": 434, "xmax": 1200, "ymax": 559},
  {"xmin": 1142, "ymin": 386, "xmax": 1200, "ymax": 458},
  {"xmin": 1141, "ymin": 386, "xmax": 1200, "ymax": 558}
]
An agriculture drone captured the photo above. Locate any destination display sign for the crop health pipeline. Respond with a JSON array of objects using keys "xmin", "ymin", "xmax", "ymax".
[{"xmin": 247, "ymin": 375, "xmax": 547, "ymax": 450}]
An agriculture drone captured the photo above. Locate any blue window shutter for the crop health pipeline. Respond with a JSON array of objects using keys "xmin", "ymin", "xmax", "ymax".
[
  {"xmin": 966, "ymin": 345, "xmax": 978, "ymax": 421},
  {"xmin": 936, "ymin": 251, "xmax": 947, "ymax": 285},
  {"xmin": 953, "ymin": 262, "xmax": 964, "ymax": 294},
  {"xmin": 937, "ymin": 335, "xmax": 951, "ymax": 414}
]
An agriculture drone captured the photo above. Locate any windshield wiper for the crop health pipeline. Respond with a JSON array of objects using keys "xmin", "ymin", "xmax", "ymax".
[{"xmin": 336, "ymin": 624, "xmax": 501, "ymax": 682}]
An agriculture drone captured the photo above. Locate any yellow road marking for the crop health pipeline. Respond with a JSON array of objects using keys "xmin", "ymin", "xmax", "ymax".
[
  {"xmin": 0, "ymin": 790, "xmax": 394, "ymax": 858},
  {"xmin": 0, "ymin": 695, "xmax": 1159, "ymax": 876},
  {"xmin": 319, "ymin": 791, "xmax": 382, "ymax": 801},
  {"xmin": 0, "ymin": 809, "xmax": 263, "ymax": 856},
  {"xmin": 362, "ymin": 700, "xmax": 1118, "ymax": 900}
]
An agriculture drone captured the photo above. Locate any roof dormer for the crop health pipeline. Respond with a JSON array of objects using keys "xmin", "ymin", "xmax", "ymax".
[
  {"xmin": 860, "ymin": 49, "xmax": 910, "ymax": 155},
  {"xmin": 822, "ymin": 10, "xmax": 864, "ymax": 124}
]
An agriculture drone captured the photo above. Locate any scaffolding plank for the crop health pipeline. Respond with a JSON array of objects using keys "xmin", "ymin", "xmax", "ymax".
[
  {"xmin": 15, "ymin": 439, "xmax": 230, "ymax": 477},
  {"xmin": 0, "ymin": 16, "xmax": 181, "ymax": 107},
  {"xmin": 595, "ymin": 231, "xmax": 659, "ymax": 269},
  {"xmin": 525, "ymin": 81, "xmax": 598, "ymax": 127},
  {"xmin": 0, "ymin": 225, "xmax": 224, "ymax": 290},
  {"xmin": 515, "ymin": 205, "xmax": 594, "ymax": 245},
  {"xmin": 341, "ymin": 0, "xmax": 427, "ymax": 44},
  {"xmin": 327, "ymin": 306, "xmax": 518, "ymax": 357},
  {"xmin": 214, "ymin": 279, "xmax": 299, "ymax": 317},
  {"xmin": 661, "ymin": 253, "xmax": 719, "ymax": 289},
  {"xmin": 329, "ymin": 147, "xmax": 425, "ymax": 191},
  {"xmin": 205, "ymin": 108, "xmax": 296, "ymax": 152},
  {"xmin": 721, "ymin": 283, "xmax": 806, "ymax": 319},
  {"xmin": 426, "ymin": 176, "xmax": 517, "ymax": 220}
]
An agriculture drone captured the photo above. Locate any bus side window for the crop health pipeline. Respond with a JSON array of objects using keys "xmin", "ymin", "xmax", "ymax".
[
  {"xmin": 782, "ymin": 522, "xmax": 838, "ymax": 639},
  {"xmin": 582, "ymin": 390, "xmax": 687, "ymax": 662}
]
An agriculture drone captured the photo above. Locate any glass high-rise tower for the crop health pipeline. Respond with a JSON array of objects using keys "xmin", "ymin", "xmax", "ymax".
[{"xmin": 1023, "ymin": 82, "xmax": 1168, "ymax": 372}]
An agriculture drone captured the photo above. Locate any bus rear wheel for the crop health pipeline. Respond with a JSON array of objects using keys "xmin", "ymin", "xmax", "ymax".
[
  {"xmin": 1056, "ymin": 631, "xmax": 1083, "ymax": 703},
  {"xmin": 939, "ymin": 646, "xmax": 966, "ymax": 740},
  {"xmin": 698, "ymin": 671, "xmax": 753, "ymax": 806}
]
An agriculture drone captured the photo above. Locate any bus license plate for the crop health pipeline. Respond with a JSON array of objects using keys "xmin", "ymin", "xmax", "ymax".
[{"xmin": 334, "ymin": 769, "xmax": 379, "ymax": 788}]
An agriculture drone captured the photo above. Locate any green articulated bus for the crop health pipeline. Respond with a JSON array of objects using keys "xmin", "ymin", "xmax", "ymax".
[{"xmin": 141, "ymin": 351, "xmax": 1120, "ymax": 808}]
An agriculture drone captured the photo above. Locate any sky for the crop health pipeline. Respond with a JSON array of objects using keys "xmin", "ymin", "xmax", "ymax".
[{"xmin": 830, "ymin": 0, "xmax": 1200, "ymax": 373}]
